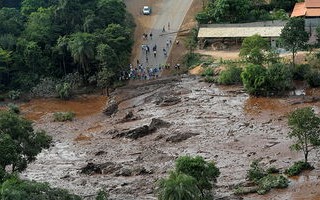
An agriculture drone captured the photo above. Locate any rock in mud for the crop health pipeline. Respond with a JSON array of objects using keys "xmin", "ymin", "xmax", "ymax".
[
  {"xmin": 118, "ymin": 110, "xmax": 140, "ymax": 123},
  {"xmin": 166, "ymin": 132, "xmax": 199, "ymax": 143},
  {"xmin": 103, "ymin": 98, "xmax": 118, "ymax": 116},
  {"xmin": 115, "ymin": 118, "xmax": 170, "ymax": 139},
  {"xmin": 149, "ymin": 118, "xmax": 171, "ymax": 131},
  {"xmin": 157, "ymin": 96, "xmax": 181, "ymax": 106},
  {"xmin": 80, "ymin": 162, "xmax": 120, "ymax": 175}
]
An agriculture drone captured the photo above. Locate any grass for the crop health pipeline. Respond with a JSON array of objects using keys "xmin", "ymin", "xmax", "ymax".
[{"xmin": 53, "ymin": 111, "xmax": 75, "ymax": 122}]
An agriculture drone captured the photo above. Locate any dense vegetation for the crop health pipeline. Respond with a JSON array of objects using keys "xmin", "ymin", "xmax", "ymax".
[
  {"xmin": 157, "ymin": 156, "xmax": 220, "ymax": 200},
  {"xmin": 0, "ymin": 0, "xmax": 134, "ymax": 95},
  {"xmin": 196, "ymin": 0, "xmax": 296, "ymax": 24}
]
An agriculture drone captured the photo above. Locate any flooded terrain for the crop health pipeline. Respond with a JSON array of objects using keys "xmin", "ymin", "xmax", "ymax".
[{"xmin": 20, "ymin": 75, "xmax": 320, "ymax": 199}]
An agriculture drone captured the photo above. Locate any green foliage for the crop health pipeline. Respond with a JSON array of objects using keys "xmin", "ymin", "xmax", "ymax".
[
  {"xmin": 56, "ymin": 82, "xmax": 72, "ymax": 100},
  {"xmin": 157, "ymin": 171, "xmax": 201, "ymax": 200},
  {"xmin": 247, "ymin": 160, "xmax": 267, "ymax": 183},
  {"xmin": 95, "ymin": 188, "xmax": 109, "ymax": 200},
  {"xmin": 7, "ymin": 103, "xmax": 20, "ymax": 114},
  {"xmin": 239, "ymin": 34, "xmax": 270, "ymax": 65},
  {"xmin": 256, "ymin": 174, "xmax": 289, "ymax": 195},
  {"xmin": 242, "ymin": 160, "xmax": 289, "ymax": 195},
  {"xmin": 175, "ymin": 156, "xmax": 220, "ymax": 195},
  {"xmin": 293, "ymin": 64, "xmax": 311, "ymax": 81},
  {"xmin": 285, "ymin": 161, "xmax": 313, "ymax": 177},
  {"xmin": 157, "ymin": 156, "xmax": 220, "ymax": 199},
  {"xmin": 0, "ymin": 110, "xmax": 52, "ymax": 172},
  {"xmin": 306, "ymin": 70, "xmax": 320, "ymax": 87},
  {"xmin": 218, "ymin": 65, "xmax": 242, "ymax": 85},
  {"xmin": 183, "ymin": 53, "xmax": 201, "ymax": 68},
  {"xmin": 288, "ymin": 107, "xmax": 320, "ymax": 163},
  {"xmin": 204, "ymin": 76, "xmax": 216, "ymax": 83},
  {"xmin": 241, "ymin": 64, "xmax": 267, "ymax": 95},
  {"xmin": 53, "ymin": 112, "xmax": 75, "ymax": 122},
  {"xmin": 7, "ymin": 90, "xmax": 20, "ymax": 100},
  {"xmin": 280, "ymin": 18, "xmax": 309, "ymax": 66},
  {"xmin": 0, "ymin": 177, "xmax": 82, "ymax": 200},
  {"xmin": 31, "ymin": 77, "xmax": 57, "ymax": 98},
  {"xmin": 265, "ymin": 63, "xmax": 292, "ymax": 93},
  {"xmin": 201, "ymin": 67, "xmax": 214, "ymax": 77},
  {"xmin": 0, "ymin": 0, "xmax": 134, "ymax": 92}
]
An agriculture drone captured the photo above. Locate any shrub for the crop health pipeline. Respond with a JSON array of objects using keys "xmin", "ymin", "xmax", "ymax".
[
  {"xmin": 7, "ymin": 103, "xmax": 20, "ymax": 114},
  {"xmin": 266, "ymin": 166, "xmax": 279, "ymax": 174},
  {"xmin": 204, "ymin": 76, "xmax": 216, "ymax": 83},
  {"xmin": 31, "ymin": 77, "xmax": 57, "ymax": 98},
  {"xmin": 241, "ymin": 64, "xmax": 267, "ymax": 95},
  {"xmin": 0, "ymin": 94, "xmax": 6, "ymax": 101},
  {"xmin": 218, "ymin": 65, "xmax": 242, "ymax": 85},
  {"xmin": 306, "ymin": 70, "xmax": 320, "ymax": 87},
  {"xmin": 201, "ymin": 67, "xmax": 214, "ymax": 77},
  {"xmin": 257, "ymin": 174, "xmax": 289, "ymax": 195},
  {"xmin": 7, "ymin": 90, "xmax": 21, "ymax": 100},
  {"xmin": 293, "ymin": 64, "xmax": 311, "ymax": 80},
  {"xmin": 285, "ymin": 161, "xmax": 314, "ymax": 177},
  {"xmin": 182, "ymin": 53, "xmax": 201, "ymax": 68},
  {"xmin": 53, "ymin": 112, "xmax": 75, "ymax": 122},
  {"xmin": 56, "ymin": 82, "xmax": 72, "ymax": 100},
  {"xmin": 265, "ymin": 63, "xmax": 293, "ymax": 94},
  {"xmin": 247, "ymin": 160, "xmax": 267, "ymax": 183}
]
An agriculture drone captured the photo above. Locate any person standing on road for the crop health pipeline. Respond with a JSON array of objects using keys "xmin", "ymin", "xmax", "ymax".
[
  {"xmin": 168, "ymin": 22, "xmax": 170, "ymax": 30},
  {"xmin": 149, "ymin": 32, "xmax": 153, "ymax": 40},
  {"xmin": 153, "ymin": 50, "xmax": 157, "ymax": 57},
  {"xmin": 162, "ymin": 26, "xmax": 165, "ymax": 32}
]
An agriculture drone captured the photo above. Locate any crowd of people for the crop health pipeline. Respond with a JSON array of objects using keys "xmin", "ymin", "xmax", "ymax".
[{"xmin": 122, "ymin": 22, "xmax": 181, "ymax": 81}]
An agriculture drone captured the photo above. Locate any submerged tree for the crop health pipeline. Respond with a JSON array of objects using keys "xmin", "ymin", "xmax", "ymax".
[{"xmin": 288, "ymin": 107, "xmax": 320, "ymax": 163}]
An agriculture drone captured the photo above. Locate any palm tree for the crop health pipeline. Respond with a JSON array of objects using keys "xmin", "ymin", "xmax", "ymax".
[
  {"xmin": 68, "ymin": 32, "xmax": 95, "ymax": 79},
  {"xmin": 157, "ymin": 171, "xmax": 202, "ymax": 200}
]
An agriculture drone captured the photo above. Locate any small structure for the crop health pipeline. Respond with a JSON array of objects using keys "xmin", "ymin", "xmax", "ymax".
[
  {"xmin": 198, "ymin": 21, "xmax": 286, "ymax": 49},
  {"xmin": 291, "ymin": 0, "xmax": 320, "ymax": 18}
]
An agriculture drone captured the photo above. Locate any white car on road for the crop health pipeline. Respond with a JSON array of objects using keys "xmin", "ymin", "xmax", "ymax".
[{"xmin": 142, "ymin": 6, "xmax": 151, "ymax": 15}]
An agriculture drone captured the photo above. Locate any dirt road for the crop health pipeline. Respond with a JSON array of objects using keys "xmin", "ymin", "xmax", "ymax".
[{"xmin": 125, "ymin": 0, "xmax": 193, "ymax": 68}]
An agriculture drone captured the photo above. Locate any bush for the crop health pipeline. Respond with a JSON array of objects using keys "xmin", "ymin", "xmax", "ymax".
[
  {"xmin": 204, "ymin": 76, "xmax": 216, "ymax": 83},
  {"xmin": 182, "ymin": 53, "xmax": 201, "ymax": 68},
  {"xmin": 201, "ymin": 67, "xmax": 214, "ymax": 77},
  {"xmin": 285, "ymin": 161, "xmax": 314, "ymax": 177},
  {"xmin": 265, "ymin": 63, "xmax": 293, "ymax": 94},
  {"xmin": 53, "ymin": 112, "xmax": 75, "ymax": 122},
  {"xmin": 247, "ymin": 160, "xmax": 267, "ymax": 183},
  {"xmin": 257, "ymin": 174, "xmax": 289, "ymax": 195},
  {"xmin": 7, "ymin": 90, "xmax": 21, "ymax": 100},
  {"xmin": 241, "ymin": 64, "xmax": 267, "ymax": 95},
  {"xmin": 218, "ymin": 65, "xmax": 242, "ymax": 85},
  {"xmin": 266, "ymin": 166, "xmax": 279, "ymax": 174},
  {"xmin": 56, "ymin": 82, "xmax": 72, "ymax": 100},
  {"xmin": 306, "ymin": 70, "xmax": 320, "ymax": 87},
  {"xmin": 293, "ymin": 64, "xmax": 311, "ymax": 80},
  {"xmin": 7, "ymin": 103, "xmax": 20, "ymax": 114},
  {"xmin": 0, "ymin": 94, "xmax": 6, "ymax": 101},
  {"xmin": 31, "ymin": 77, "xmax": 57, "ymax": 98}
]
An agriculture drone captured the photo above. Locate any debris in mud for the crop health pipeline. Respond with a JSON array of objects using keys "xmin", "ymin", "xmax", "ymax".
[
  {"xmin": 103, "ymin": 98, "xmax": 118, "ymax": 116},
  {"xmin": 166, "ymin": 132, "xmax": 200, "ymax": 143},
  {"xmin": 115, "ymin": 166, "xmax": 153, "ymax": 177},
  {"xmin": 114, "ymin": 118, "xmax": 170, "ymax": 139},
  {"xmin": 118, "ymin": 110, "xmax": 140, "ymax": 123},
  {"xmin": 95, "ymin": 151, "xmax": 106, "ymax": 156},
  {"xmin": 156, "ymin": 96, "xmax": 181, "ymax": 106},
  {"xmin": 80, "ymin": 162, "xmax": 120, "ymax": 175}
]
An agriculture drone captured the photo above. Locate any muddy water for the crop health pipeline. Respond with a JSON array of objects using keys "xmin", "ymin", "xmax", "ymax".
[
  {"xmin": 20, "ymin": 95, "xmax": 107, "ymax": 121},
  {"xmin": 21, "ymin": 77, "xmax": 320, "ymax": 200}
]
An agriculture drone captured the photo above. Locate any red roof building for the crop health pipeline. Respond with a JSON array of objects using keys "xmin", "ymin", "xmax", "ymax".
[{"xmin": 291, "ymin": 0, "xmax": 320, "ymax": 17}]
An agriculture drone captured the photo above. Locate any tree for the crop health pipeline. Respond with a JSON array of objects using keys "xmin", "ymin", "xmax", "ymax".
[
  {"xmin": 239, "ymin": 34, "xmax": 270, "ymax": 65},
  {"xmin": 241, "ymin": 64, "xmax": 267, "ymax": 95},
  {"xmin": 265, "ymin": 63, "xmax": 292, "ymax": 93},
  {"xmin": 288, "ymin": 107, "xmax": 320, "ymax": 163},
  {"xmin": 175, "ymin": 156, "xmax": 220, "ymax": 198},
  {"xmin": 157, "ymin": 171, "xmax": 201, "ymax": 200},
  {"xmin": 0, "ymin": 177, "xmax": 82, "ymax": 200},
  {"xmin": 212, "ymin": 0, "xmax": 251, "ymax": 23},
  {"xmin": 280, "ymin": 17, "xmax": 309, "ymax": 67},
  {"xmin": 68, "ymin": 32, "xmax": 95, "ymax": 78},
  {"xmin": 96, "ymin": 67, "xmax": 115, "ymax": 96},
  {"xmin": 0, "ymin": 111, "xmax": 52, "ymax": 172}
]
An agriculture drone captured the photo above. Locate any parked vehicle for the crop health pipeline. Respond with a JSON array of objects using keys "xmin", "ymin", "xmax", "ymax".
[{"xmin": 143, "ymin": 6, "xmax": 151, "ymax": 15}]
